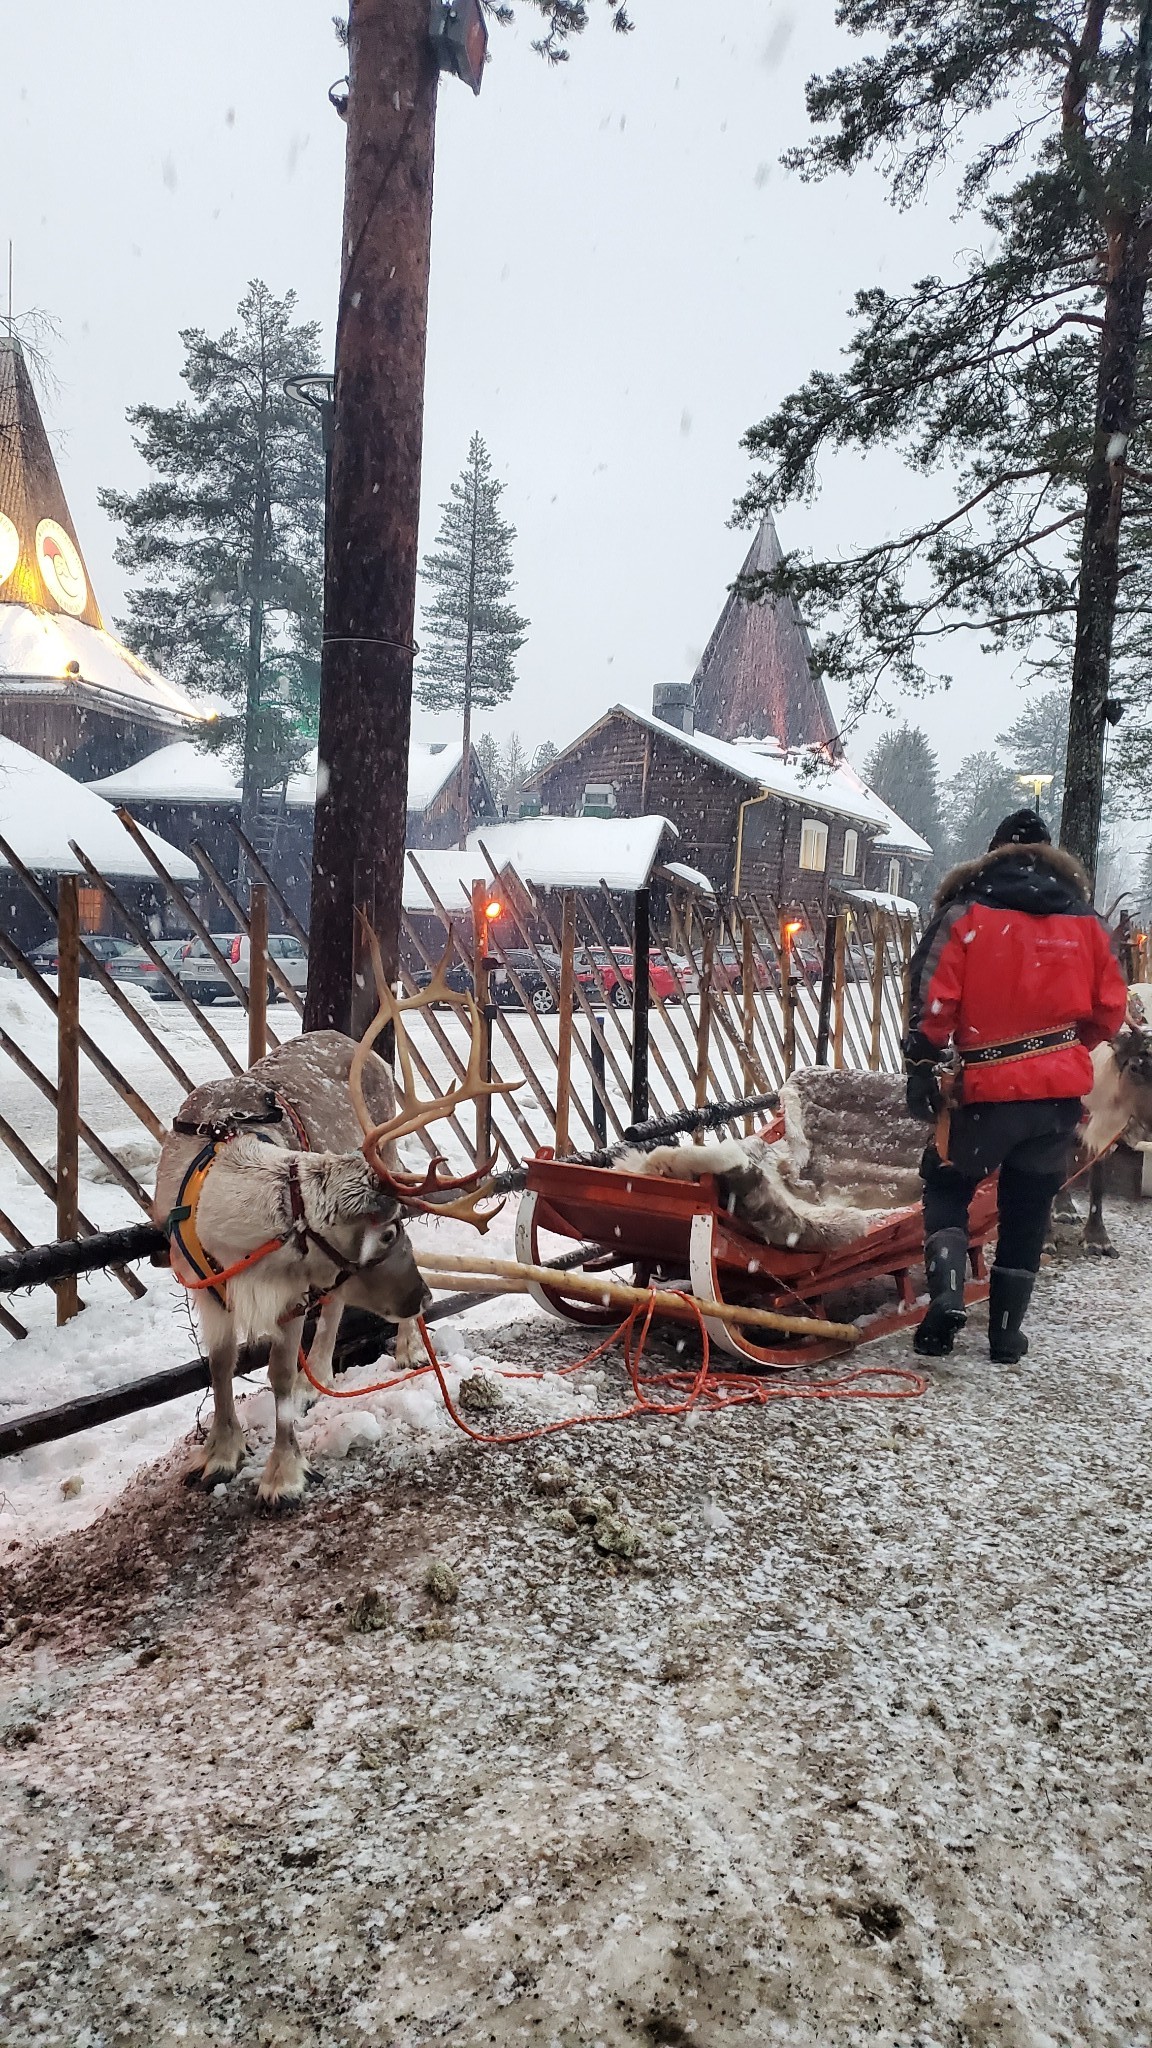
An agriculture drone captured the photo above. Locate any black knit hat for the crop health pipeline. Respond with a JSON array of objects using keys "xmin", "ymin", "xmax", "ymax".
[{"xmin": 989, "ymin": 807, "xmax": 1051, "ymax": 851}]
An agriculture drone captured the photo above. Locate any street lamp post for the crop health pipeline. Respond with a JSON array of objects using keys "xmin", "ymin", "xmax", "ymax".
[{"xmin": 1016, "ymin": 771, "xmax": 1055, "ymax": 819}]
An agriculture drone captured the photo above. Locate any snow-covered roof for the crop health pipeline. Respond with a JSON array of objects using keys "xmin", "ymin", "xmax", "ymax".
[
  {"xmin": 0, "ymin": 606, "xmax": 202, "ymax": 728},
  {"xmin": 843, "ymin": 887, "xmax": 921, "ymax": 922},
  {"xmin": 402, "ymin": 815, "xmax": 677, "ymax": 913},
  {"xmin": 406, "ymin": 739, "xmax": 463, "ymax": 810},
  {"xmin": 0, "ymin": 735, "xmax": 198, "ymax": 881},
  {"xmin": 87, "ymin": 736, "xmax": 463, "ymax": 813},
  {"xmin": 604, "ymin": 704, "xmax": 932, "ymax": 858},
  {"xmin": 660, "ymin": 860, "xmax": 716, "ymax": 895},
  {"xmin": 471, "ymin": 815, "xmax": 676, "ymax": 893}
]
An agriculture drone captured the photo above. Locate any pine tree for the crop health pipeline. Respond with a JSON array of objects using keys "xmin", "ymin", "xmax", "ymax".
[
  {"xmin": 417, "ymin": 433, "xmax": 528, "ymax": 844},
  {"xmin": 997, "ymin": 688, "xmax": 1072, "ymax": 827},
  {"xmin": 940, "ymin": 752, "xmax": 1024, "ymax": 867},
  {"xmin": 862, "ymin": 724, "xmax": 945, "ymax": 897},
  {"xmin": 737, "ymin": 2, "xmax": 1152, "ymax": 880},
  {"xmin": 530, "ymin": 738, "xmax": 559, "ymax": 778},
  {"xmin": 100, "ymin": 282, "xmax": 324, "ymax": 845}
]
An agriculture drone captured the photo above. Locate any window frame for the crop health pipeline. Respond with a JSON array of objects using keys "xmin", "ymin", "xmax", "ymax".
[
  {"xmin": 798, "ymin": 817, "xmax": 829, "ymax": 874},
  {"xmin": 842, "ymin": 828, "xmax": 859, "ymax": 879}
]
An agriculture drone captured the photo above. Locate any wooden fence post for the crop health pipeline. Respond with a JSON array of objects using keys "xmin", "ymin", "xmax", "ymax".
[
  {"xmin": 900, "ymin": 917, "xmax": 914, "ymax": 1036},
  {"xmin": 742, "ymin": 913, "xmax": 757, "ymax": 1129},
  {"xmin": 815, "ymin": 912, "xmax": 837, "ymax": 1065},
  {"xmin": 56, "ymin": 877, "xmax": 81, "ymax": 1325},
  {"xmin": 471, "ymin": 880, "xmax": 495, "ymax": 1167},
  {"xmin": 554, "ymin": 893, "xmax": 576, "ymax": 1155},
  {"xmin": 869, "ymin": 909, "xmax": 887, "ymax": 1071},
  {"xmin": 833, "ymin": 913, "xmax": 847, "ymax": 1070},
  {"xmin": 780, "ymin": 915, "xmax": 797, "ymax": 1078},
  {"xmin": 248, "ymin": 883, "xmax": 269, "ymax": 1068}
]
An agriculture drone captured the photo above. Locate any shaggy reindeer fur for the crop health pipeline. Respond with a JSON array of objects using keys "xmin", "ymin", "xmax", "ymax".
[{"xmin": 154, "ymin": 1032, "xmax": 428, "ymax": 1506}]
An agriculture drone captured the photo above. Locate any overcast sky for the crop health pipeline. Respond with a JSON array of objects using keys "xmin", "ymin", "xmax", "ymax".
[{"xmin": 5, "ymin": 0, "xmax": 1044, "ymax": 782}]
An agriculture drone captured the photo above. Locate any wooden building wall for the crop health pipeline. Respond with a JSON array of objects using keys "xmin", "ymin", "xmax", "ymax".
[
  {"xmin": 407, "ymin": 759, "xmax": 498, "ymax": 851},
  {"xmin": 531, "ymin": 712, "xmax": 919, "ymax": 905},
  {"xmin": 0, "ymin": 689, "xmax": 187, "ymax": 781}
]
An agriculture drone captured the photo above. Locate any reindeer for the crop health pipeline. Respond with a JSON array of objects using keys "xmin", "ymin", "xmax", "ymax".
[
  {"xmin": 154, "ymin": 946, "xmax": 513, "ymax": 1506},
  {"xmin": 1058, "ymin": 1022, "xmax": 1152, "ymax": 1253}
]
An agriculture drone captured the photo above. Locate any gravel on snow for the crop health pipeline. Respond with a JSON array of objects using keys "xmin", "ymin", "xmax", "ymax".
[{"xmin": 1, "ymin": 1209, "xmax": 1150, "ymax": 2048}]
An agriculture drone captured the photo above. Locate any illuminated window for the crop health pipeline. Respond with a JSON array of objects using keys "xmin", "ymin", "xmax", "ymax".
[
  {"xmin": 887, "ymin": 856, "xmax": 902, "ymax": 895},
  {"xmin": 842, "ymin": 829, "xmax": 859, "ymax": 878},
  {"xmin": 799, "ymin": 819, "xmax": 828, "ymax": 872}
]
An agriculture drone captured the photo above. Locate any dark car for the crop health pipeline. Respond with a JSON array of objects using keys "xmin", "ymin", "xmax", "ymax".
[
  {"xmin": 26, "ymin": 934, "xmax": 138, "ymax": 978},
  {"xmin": 108, "ymin": 939, "xmax": 195, "ymax": 999}
]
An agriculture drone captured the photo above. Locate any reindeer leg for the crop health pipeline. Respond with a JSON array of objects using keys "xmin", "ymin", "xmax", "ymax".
[
  {"xmin": 257, "ymin": 1314, "xmax": 313, "ymax": 1508},
  {"xmin": 1082, "ymin": 1156, "xmax": 1119, "ymax": 1257},
  {"xmin": 393, "ymin": 1315, "xmax": 426, "ymax": 1371},
  {"xmin": 186, "ymin": 1298, "xmax": 248, "ymax": 1487},
  {"xmin": 297, "ymin": 1296, "xmax": 343, "ymax": 1406}
]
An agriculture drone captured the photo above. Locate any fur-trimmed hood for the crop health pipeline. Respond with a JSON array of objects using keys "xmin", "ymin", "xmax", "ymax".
[{"xmin": 933, "ymin": 840, "xmax": 1092, "ymax": 917}]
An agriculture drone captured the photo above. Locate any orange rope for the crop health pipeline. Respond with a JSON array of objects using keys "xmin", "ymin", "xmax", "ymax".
[{"xmin": 294, "ymin": 1296, "xmax": 927, "ymax": 1446}]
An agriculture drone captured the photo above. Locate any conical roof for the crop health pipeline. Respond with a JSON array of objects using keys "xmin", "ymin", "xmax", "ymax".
[
  {"xmin": 691, "ymin": 513, "xmax": 838, "ymax": 751},
  {"xmin": 0, "ymin": 337, "xmax": 103, "ymax": 629}
]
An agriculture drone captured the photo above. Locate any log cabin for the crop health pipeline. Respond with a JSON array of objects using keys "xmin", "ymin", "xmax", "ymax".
[{"xmin": 527, "ymin": 694, "xmax": 931, "ymax": 913}]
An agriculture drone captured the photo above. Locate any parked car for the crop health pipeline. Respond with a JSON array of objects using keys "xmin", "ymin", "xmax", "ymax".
[
  {"xmin": 26, "ymin": 934, "xmax": 138, "ymax": 978},
  {"xmin": 176, "ymin": 933, "xmax": 307, "ymax": 1004},
  {"xmin": 492, "ymin": 947, "xmax": 608, "ymax": 1015},
  {"xmin": 108, "ymin": 939, "xmax": 192, "ymax": 1000},
  {"xmin": 586, "ymin": 947, "xmax": 697, "ymax": 1007}
]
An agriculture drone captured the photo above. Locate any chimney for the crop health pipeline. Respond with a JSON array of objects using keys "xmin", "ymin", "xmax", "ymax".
[{"xmin": 652, "ymin": 682, "xmax": 694, "ymax": 735}]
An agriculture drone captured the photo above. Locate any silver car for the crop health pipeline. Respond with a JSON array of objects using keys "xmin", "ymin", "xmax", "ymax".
[{"xmin": 177, "ymin": 933, "xmax": 308, "ymax": 1004}]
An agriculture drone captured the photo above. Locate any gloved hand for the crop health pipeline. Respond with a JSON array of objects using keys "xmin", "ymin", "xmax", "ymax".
[{"xmin": 905, "ymin": 1060, "xmax": 943, "ymax": 1124}]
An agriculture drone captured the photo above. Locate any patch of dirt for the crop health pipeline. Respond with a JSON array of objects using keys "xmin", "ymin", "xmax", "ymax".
[{"xmin": 2, "ymin": 1212, "xmax": 1152, "ymax": 2046}]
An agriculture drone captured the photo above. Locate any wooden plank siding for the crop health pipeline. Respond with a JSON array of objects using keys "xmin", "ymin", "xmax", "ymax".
[{"xmin": 530, "ymin": 710, "xmax": 920, "ymax": 905}]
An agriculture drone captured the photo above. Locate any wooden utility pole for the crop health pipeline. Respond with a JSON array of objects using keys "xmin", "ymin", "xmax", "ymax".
[{"xmin": 307, "ymin": 0, "xmax": 440, "ymax": 1035}]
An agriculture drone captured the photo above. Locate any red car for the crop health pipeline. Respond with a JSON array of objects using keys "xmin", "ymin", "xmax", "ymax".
[{"xmin": 586, "ymin": 947, "xmax": 697, "ymax": 1007}]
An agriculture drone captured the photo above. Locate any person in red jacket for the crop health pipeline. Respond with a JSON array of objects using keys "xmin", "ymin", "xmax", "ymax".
[{"xmin": 904, "ymin": 808, "xmax": 1127, "ymax": 1362}]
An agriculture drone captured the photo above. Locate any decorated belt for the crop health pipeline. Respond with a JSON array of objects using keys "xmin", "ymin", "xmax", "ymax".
[{"xmin": 960, "ymin": 1026, "xmax": 1078, "ymax": 1067}]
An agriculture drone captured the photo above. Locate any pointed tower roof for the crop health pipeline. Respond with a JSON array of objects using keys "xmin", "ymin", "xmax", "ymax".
[
  {"xmin": 690, "ymin": 514, "xmax": 838, "ymax": 752},
  {"xmin": 0, "ymin": 335, "xmax": 200, "ymax": 746},
  {"xmin": 0, "ymin": 338, "xmax": 103, "ymax": 628}
]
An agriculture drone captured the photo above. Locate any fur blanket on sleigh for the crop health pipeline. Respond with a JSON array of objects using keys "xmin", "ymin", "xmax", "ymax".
[{"xmin": 617, "ymin": 1068, "xmax": 926, "ymax": 1255}]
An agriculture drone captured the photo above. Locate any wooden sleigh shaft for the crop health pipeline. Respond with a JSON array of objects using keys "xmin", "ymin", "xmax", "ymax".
[{"xmin": 518, "ymin": 1154, "xmax": 998, "ymax": 1370}]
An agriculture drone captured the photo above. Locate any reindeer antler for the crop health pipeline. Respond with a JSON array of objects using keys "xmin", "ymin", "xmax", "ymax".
[{"xmin": 348, "ymin": 919, "xmax": 520, "ymax": 1233}]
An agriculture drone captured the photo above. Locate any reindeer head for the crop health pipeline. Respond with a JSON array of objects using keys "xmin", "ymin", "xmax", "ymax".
[{"xmin": 348, "ymin": 923, "xmax": 521, "ymax": 1234}]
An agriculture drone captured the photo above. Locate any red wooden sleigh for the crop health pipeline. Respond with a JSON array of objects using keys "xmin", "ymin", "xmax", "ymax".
[{"xmin": 517, "ymin": 1129, "xmax": 999, "ymax": 1371}]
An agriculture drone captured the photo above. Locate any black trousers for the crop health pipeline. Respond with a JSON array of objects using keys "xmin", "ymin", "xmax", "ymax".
[{"xmin": 921, "ymin": 1098, "xmax": 1082, "ymax": 1275}]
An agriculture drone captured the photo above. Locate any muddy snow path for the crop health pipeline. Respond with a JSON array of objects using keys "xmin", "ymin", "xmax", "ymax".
[{"xmin": 1, "ymin": 1214, "xmax": 1151, "ymax": 2048}]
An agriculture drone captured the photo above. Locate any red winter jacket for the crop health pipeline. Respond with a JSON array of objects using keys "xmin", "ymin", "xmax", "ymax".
[{"xmin": 907, "ymin": 844, "xmax": 1128, "ymax": 1104}]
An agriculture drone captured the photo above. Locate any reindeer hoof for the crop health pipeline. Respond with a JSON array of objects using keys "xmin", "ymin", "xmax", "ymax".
[
  {"xmin": 1085, "ymin": 1240, "xmax": 1120, "ymax": 1259},
  {"xmin": 185, "ymin": 1449, "xmax": 246, "ymax": 1489}
]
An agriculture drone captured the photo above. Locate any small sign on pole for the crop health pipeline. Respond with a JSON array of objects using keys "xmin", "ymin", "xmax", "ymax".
[{"xmin": 429, "ymin": 0, "xmax": 487, "ymax": 93}]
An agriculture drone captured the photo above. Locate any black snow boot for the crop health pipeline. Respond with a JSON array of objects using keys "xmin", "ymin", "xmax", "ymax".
[
  {"xmin": 914, "ymin": 1228, "xmax": 970, "ymax": 1357},
  {"xmin": 988, "ymin": 1265, "xmax": 1034, "ymax": 1363}
]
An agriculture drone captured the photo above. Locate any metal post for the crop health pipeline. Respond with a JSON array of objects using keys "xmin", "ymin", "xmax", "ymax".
[
  {"xmin": 815, "ymin": 910, "xmax": 838, "ymax": 1066},
  {"xmin": 56, "ymin": 876, "xmax": 80, "ymax": 1325},
  {"xmin": 591, "ymin": 1038, "xmax": 608, "ymax": 1147},
  {"xmin": 307, "ymin": 0, "xmax": 440, "ymax": 1033},
  {"xmin": 869, "ymin": 909, "xmax": 887, "ymax": 1071},
  {"xmin": 694, "ymin": 922, "xmax": 715, "ymax": 1130},
  {"xmin": 833, "ymin": 912, "xmax": 846, "ymax": 1070},
  {"xmin": 780, "ymin": 914, "xmax": 797, "ymax": 1077},
  {"xmin": 554, "ymin": 892, "xmax": 576, "ymax": 1155},
  {"xmin": 631, "ymin": 888, "xmax": 650, "ymax": 1126}
]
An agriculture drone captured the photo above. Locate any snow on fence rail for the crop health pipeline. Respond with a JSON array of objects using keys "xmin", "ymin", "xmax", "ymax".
[{"xmin": 0, "ymin": 812, "xmax": 917, "ymax": 1338}]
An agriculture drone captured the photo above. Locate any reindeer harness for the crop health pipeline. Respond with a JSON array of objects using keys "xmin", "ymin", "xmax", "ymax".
[{"xmin": 165, "ymin": 1091, "xmax": 397, "ymax": 1315}]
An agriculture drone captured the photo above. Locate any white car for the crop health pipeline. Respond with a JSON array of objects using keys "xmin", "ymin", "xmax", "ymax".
[{"xmin": 177, "ymin": 933, "xmax": 308, "ymax": 1004}]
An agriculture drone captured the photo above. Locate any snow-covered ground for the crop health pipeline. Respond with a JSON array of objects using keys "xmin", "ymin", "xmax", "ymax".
[{"xmin": 1, "ymin": 1200, "xmax": 1150, "ymax": 2046}]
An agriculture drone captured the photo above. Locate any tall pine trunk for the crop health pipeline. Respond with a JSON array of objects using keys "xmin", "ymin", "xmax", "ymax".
[
  {"xmin": 458, "ymin": 447, "xmax": 481, "ymax": 849},
  {"xmin": 1061, "ymin": 0, "xmax": 1152, "ymax": 881}
]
